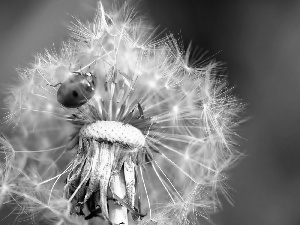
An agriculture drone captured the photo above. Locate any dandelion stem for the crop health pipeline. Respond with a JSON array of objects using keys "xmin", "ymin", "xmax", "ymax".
[{"xmin": 108, "ymin": 169, "xmax": 128, "ymax": 225}]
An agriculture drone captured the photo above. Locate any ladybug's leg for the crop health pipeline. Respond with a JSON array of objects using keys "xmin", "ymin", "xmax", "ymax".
[
  {"xmin": 48, "ymin": 83, "xmax": 61, "ymax": 88},
  {"xmin": 72, "ymin": 66, "xmax": 83, "ymax": 75},
  {"xmin": 72, "ymin": 71, "xmax": 82, "ymax": 76}
]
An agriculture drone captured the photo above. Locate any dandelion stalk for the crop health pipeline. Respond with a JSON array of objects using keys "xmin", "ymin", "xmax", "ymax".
[
  {"xmin": 1, "ymin": 1, "xmax": 244, "ymax": 225},
  {"xmin": 108, "ymin": 170, "xmax": 128, "ymax": 224}
]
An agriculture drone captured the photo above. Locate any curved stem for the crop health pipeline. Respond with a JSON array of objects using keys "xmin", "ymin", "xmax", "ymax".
[{"xmin": 108, "ymin": 169, "xmax": 128, "ymax": 225}]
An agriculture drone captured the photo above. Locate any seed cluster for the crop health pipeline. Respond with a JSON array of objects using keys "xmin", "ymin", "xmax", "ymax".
[{"xmin": 80, "ymin": 121, "xmax": 145, "ymax": 148}]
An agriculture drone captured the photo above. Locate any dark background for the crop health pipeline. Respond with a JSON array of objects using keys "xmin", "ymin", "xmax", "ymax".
[{"xmin": 1, "ymin": 0, "xmax": 300, "ymax": 225}]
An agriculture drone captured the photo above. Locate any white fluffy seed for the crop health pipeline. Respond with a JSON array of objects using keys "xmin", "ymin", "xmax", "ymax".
[{"xmin": 80, "ymin": 121, "xmax": 145, "ymax": 148}]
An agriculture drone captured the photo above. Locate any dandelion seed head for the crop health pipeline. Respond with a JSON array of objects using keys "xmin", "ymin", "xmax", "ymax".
[{"xmin": 1, "ymin": 1, "xmax": 244, "ymax": 224}]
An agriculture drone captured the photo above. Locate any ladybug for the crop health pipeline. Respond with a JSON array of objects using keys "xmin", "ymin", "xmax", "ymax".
[{"xmin": 56, "ymin": 72, "xmax": 97, "ymax": 108}]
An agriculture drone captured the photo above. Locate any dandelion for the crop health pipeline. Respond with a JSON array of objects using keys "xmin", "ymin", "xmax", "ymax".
[{"xmin": 1, "ymin": 1, "xmax": 243, "ymax": 225}]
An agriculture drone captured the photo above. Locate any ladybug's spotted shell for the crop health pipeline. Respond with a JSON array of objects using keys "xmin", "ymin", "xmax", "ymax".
[
  {"xmin": 80, "ymin": 121, "xmax": 145, "ymax": 148},
  {"xmin": 57, "ymin": 73, "xmax": 96, "ymax": 108}
]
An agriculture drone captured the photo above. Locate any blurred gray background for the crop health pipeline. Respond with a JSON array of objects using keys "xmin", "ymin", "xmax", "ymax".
[{"xmin": 0, "ymin": 0, "xmax": 300, "ymax": 225}]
